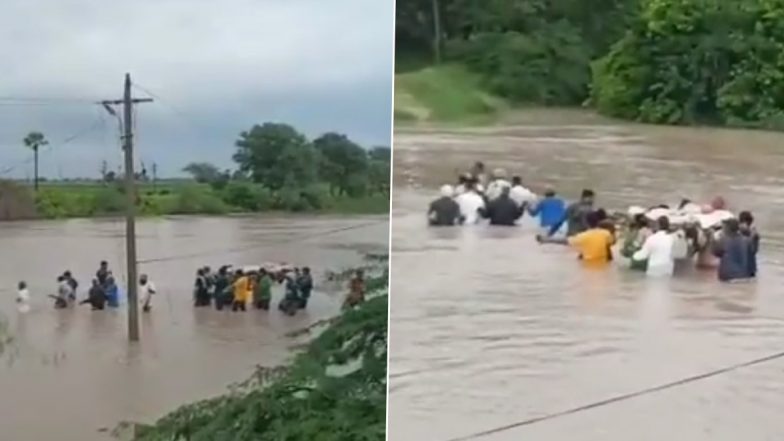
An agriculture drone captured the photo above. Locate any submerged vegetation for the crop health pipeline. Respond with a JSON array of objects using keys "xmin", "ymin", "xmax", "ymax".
[
  {"xmin": 2, "ymin": 122, "xmax": 390, "ymax": 220},
  {"xmin": 396, "ymin": 0, "xmax": 784, "ymax": 130},
  {"xmin": 125, "ymin": 256, "xmax": 388, "ymax": 441}
]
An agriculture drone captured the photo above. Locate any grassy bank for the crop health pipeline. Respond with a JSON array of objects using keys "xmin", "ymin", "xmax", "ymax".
[
  {"xmin": 1, "ymin": 180, "xmax": 388, "ymax": 221},
  {"xmin": 394, "ymin": 64, "xmax": 508, "ymax": 125}
]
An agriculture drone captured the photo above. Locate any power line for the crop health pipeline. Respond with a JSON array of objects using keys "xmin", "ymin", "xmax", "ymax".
[
  {"xmin": 0, "ymin": 97, "xmax": 98, "ymax": 106},
  {"xmin": 444, "ymin": 348, "xmax": 784, "ymax": 441},
  {"xmin": 0, "ymin": 114, "xmax": 107, "ymax": 176}
]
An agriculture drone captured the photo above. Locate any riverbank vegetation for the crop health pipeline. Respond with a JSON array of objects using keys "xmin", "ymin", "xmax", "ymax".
[
  {"xmin": 123, "ymin": 255, "xmax": 388, "ymax": 441},
  {"xmin": 396, "ymin": 0, "xmax": 784, "ymax": 130},
  {"xmin": 1, "ymin": 123, "xmax": 390, "ymax": 220}
]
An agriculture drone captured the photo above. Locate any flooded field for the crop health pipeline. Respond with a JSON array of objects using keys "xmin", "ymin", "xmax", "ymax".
[
  {"xmin": 388, "ymin": 110, "xmax": 784, "ymax": 441},
  {"xmin": 0, "ymin": 214, "xmax": 388, "ymax": 440}
]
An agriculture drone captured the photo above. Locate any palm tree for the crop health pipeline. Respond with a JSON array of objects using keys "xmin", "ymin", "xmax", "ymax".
[{"xmin": 23, "ymin": 132, "xmax": 48, "ymax": 191}]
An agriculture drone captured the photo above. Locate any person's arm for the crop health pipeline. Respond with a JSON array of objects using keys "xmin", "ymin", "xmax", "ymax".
[
  {"xmin": 751, "ymin": 232, "xmax": 760, "ymax": 255},
  {"xmin": 527, "ymin": 201, "xmax": 541, "ymax": 217},
  {"xmin": 632, "ymin": 235, "xmax": 653, "ymax": 261},
  {"xmin": 548, "ymin": 204, "xmax": 572, "ymax": 237}
]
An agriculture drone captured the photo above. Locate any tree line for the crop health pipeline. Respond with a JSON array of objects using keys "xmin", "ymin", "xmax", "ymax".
[
  {"xmin": 185, "ymin": 122, "xmax": 390, "ymax": 199},
  {"xmin": 397, "ymin": 0, "xmax": 784, "ymax": 130}
]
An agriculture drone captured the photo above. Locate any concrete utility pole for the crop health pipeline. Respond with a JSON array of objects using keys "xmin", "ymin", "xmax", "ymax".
[{"xmin": 99, "ymin": 74, "xmax": 153, "ymax": 342}]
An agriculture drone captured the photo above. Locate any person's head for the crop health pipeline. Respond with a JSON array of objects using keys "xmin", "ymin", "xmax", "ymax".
[
  {"xmin": 512, "ymin": 176, "xmax": 522, "ymax": 186},
  {"xmin": 92, "ymin": 278, "xmax": 100, "ymax": 287},
  {"xmin": 303, "ymin": 267, "xmax": 310, "ymax": 275},
  {"xmin": 259, "ymin": 267, "xmax": 268, "ymax": 276},
  {"xmin": 724, "ymin": 218, "xmax": 740, "ymax": 235},
  {"xmin": 739, "ymin": 211, "xmax": 754, "ymax": 226},
  {"xmin": 139, "ymin": 274, "xmax": 148, "ymax": 284},
  {"xmin": 204, "ymin": 266, "xmax": 211, "ymax": 273},
  {"xmin": 197, "ymin": 268, "xmax": 204, "ymax": 276},
  {"xmin": 678, "ymin": 198, "xmax": 692, "ymax": 209},
  {"xmin": 711, "ymin": 196, "xmax": 726, "ymax": 210},
  {"xmin": 586, "ymin": 211, "xmax": 600, "ymax": 229},
  {"xmin": 544, "ymin": 188, "xmax": 556, "ymax": 198},
  {"xmin": 458, "ymin": 174, "xmax": 468, "ymax": 185},
  {"xmin": 100, "ymin": 261, "xmax": 108, "ymax": 269},
  {"xmin": 57, "ymin": 275, "xmax": 65, "ymax": 283},
  {"xmin": 474, "ymin": 161, "xmax": 485, "ymax": 172},
  {"xmin": 580, "ymin": 189, "xmax": 595, "ymax": 205},
  {"xmin": 18, "ymin": 281, "xmax": 26, "ymax": 290},
  {"xmin": 218, "ymin": 266, "xmax": 227, "ymax": 275},
  {"xmin": 632, "ymin": 213, "xmax": 648, "ymax": 230},
  {"xmin": 235, "ymin": 269, "xmax": 243, "ymax": 277},
  {"xmin": 63, "ymin": 270, "xmax": 72, "ymax": 278},
  {"xmin": 656, "ymin": 216, "xmax": 670, "ymax": 232},
  {"xmin": 440, "ymin": 184, "xmax": 454, "ymax": 198},
  {"xmin": 594, "ymin": 208, "xmax": 608, "ymax": 221}
]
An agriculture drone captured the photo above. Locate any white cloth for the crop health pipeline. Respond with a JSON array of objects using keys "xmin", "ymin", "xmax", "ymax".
[
  {"xmin": 140, "ymin": 281, "xmax": 156, "ymax": 307},
  {"xmin": 510, "ymin": 185, "xmax": 537, "ymax": 208},
  {"xmin": 57, "ymin": 281, "xmax": 72, "ymax": 299},
  {"xmin": 485, "ymin": 179, "xmax": 511, "ymax": 201},
  {"xmin": 456, "ymin": 191, "xmax": 485, "ymax": 225},
  {"xmin": 633, "ymin": 231, "xmax": 675, "ymax": 277},
  {"xmin": 16, "ymin": 288, "xmax": 30, "ymax": 313}
]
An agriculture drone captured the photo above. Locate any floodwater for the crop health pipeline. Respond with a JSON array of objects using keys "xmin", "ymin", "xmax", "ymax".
[
  {"xmin": 0, "ymin": 214, "xmax": 388, "ymax": 441},
  {"xmin": 388, "ymin": 109, "xmax": 784, "ymax": 441}
]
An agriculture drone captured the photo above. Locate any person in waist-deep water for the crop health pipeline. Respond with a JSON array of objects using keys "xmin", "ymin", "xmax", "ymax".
[
  {"xmin": 509, "ymin": 176, "xmax": 537, "ymax": 209},
  {"xmin": 139, "ymin": 274, "xmax": 156, "ymax": 312},
  {"xmin": 343, "ymin": 270, "xmax": 366, "ymax": 310},
  {"xmin": 51, "ymin": 275, "xmax": 72, "ymax": 308},
  {"xmin": 528, "ymin": 188, "xmax": 566, "ymax": 234},
  {"xmin": 213, "ymin": 266, "xmax": 231, "ymax": 310},
  {"xmin": 194, "ymin": 268, "xmax": 211, "ymax": 307},
  {"xmin": 550, "ymin": 211, "xmax": 615, "ymax": 265},
  {"xmin": 485, "ymin": 168, "xmax": 512, "ymax": 202},
  {"xmin": 297, "ymin": 267, "xmax": 313, "ymax": 309},
  {"xmin": 279, "ymin": 271, "xmax": 300, "ymax": 316},
  {"xmin": 80, "ymin": 279, "xmax": 107, "ymax": 310},
  {"xmin": 428, "ymin": 185, "xmax": 463, "ymax": 226},
  {"xmin": 231, "ymin": 269, "xmax": 250, "ymax": 312},
  {"xmin": 622, "ymin": 213, "xmax": 653, "ymax": 272},
  {"xmin": 203, "ymin": 266, "xmax": 215, "ymax": 297},
  {"xmin": 455, "ymin": 179, "xmax": 486, "ymax": 225},
  {"xmin": 546, "ymin": 189, "xmax": 596, "ymax": 238},
  {"xmin": 479, "ymin": 187, "xmax": 524, "ymax": 226},
  {"xmin": 16, "ymin": 281, "xmax": 31, "ymax": 314},
  {"xmin": 105, "ymin": 276, "xmax": 119, "ymax": 308},
  {"xmin": 96, "ymin": 261, "xmax": 110, "ymax": 287},
  {"xmin": 632, "ymin": 216, "xmax": 676, "ymax": 277},
  {"xmin": 254, "ymin": 268, "xmax": 273, "ymax": 310},
  {"xmin": 63, "ymin": 270, "xmax": 78, "ymax": 301},
  {"xmin": 739, "ymin": 211, "xmax": 760, "ymax": 278},
  {"xmin": 713, "ymin": 218, "xmax": 755, "ymax": 282}
]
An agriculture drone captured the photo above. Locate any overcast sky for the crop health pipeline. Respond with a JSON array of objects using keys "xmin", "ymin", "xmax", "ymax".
[{"xmin": 0, "ymin": 0, "xmax": 394, "ymax": 179}]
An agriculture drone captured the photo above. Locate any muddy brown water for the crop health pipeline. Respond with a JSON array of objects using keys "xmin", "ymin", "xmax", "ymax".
[
  {"xmin": 0, "ymin": 214, "xmax": 388, "ymax": 440},
  {"xmin": 389, "ymin": 110, "xmax": 784, "ymax": 441}
]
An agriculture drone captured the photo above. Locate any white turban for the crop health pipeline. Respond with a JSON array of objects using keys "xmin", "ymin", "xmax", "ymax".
[{"xmin": 440, "ymin": 185, "xmax": 455, "ymax": 198}]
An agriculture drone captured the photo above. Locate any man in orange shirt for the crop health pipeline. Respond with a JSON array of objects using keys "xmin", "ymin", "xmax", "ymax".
[
  {"xmin": 232, "ymin": 269, "xmax": 250, "ymax": 311},
  {"xmin": 567, "ymin": 212, "xmax": 616, "ymax": 264}
]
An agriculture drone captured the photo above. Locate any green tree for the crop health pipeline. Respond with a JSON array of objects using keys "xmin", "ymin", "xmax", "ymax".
[
  {"xmin": 233, "ymin": 123, "xmax": 317, "ymax": 191},
  {"xmin": 368, "ymin": 146, "xmax": 391, "ymax": 195},
  {"xmin": 23, "ymin": 132, "xmax": 48, "ymax": 191},
  {"xmin": 313, "ymin": 133, "xmax": 369, "ymax": 196},
  {"xmin": 182, "ymin": 162, "xmax": 222, "ymax": 184}
]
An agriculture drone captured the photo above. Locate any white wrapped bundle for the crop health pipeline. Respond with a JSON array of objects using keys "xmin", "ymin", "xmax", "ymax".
[{"xmin": 628, "ymin": 205, "xmax": 735, "ymax": 229}]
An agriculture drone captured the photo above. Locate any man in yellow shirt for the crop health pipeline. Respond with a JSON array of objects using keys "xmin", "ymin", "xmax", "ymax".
[
  {"xmin": 232, "ymin": 269, "xmax": 251, "ymax": 311},
  {"xmin": 567, "ymin": 212, "xmax": 615, "ymax": 264}
]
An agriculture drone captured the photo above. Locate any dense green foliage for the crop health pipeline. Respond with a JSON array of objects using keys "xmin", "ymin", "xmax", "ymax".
[
  {"xmin": 128, "ymin": 256, "xmax": 388, "ymax": 441},
  {"xmin": 592, "ymin": 0, "xmax": 784, "ymax": 128},
  {"xmin": 29, "ymin": 181, "xmax": 388, "ymax": 219},
  {"xmin": 398, "ymin": 0, "xmax": 784, "ymax": 130},
  {"xmin": 396, "ymin": 0, "xmax": 634, "ymax": 105}
]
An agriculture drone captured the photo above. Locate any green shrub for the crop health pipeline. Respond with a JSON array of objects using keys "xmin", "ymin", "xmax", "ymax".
[
  {"xmin": 219, "ymin": 181, "xmax": 274, "ymax": 211},
  {"xmin": 171, "ymin": 186, "xmax": 229, "ymax": 215}
]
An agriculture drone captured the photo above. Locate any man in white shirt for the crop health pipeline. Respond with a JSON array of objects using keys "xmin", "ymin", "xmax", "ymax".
[
  {"xmin": 633, "ymin": 216, "xmax": 675, "ymax": 277},
  {"xmin": 140, "ymin": 274, "xmax": 156, "ymax": 312},
  {"xmin": 510, "ymin": 176, "xmax": 537, "ymax": 208},
  {"xmin": 455, "ymin": 181, "xmax": 486, "ymax": 225},
  {"xmin": 485, "ymin": 168, "xmax": 511, "ymax": 201}
]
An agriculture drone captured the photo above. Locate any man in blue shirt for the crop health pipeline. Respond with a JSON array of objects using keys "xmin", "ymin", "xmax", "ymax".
[{"xmin": 528, "ymin": 188, "xmax": 566, "ymax": 234}]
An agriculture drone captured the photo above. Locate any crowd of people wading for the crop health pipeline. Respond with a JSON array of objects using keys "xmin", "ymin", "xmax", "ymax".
[
  {"xmin": 15, "ymin": 261, "xmax": 367, "ymax": 315},
  {"xmin": 428, "ymin": 161, "xmax": 760, "ymax": 283}
]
